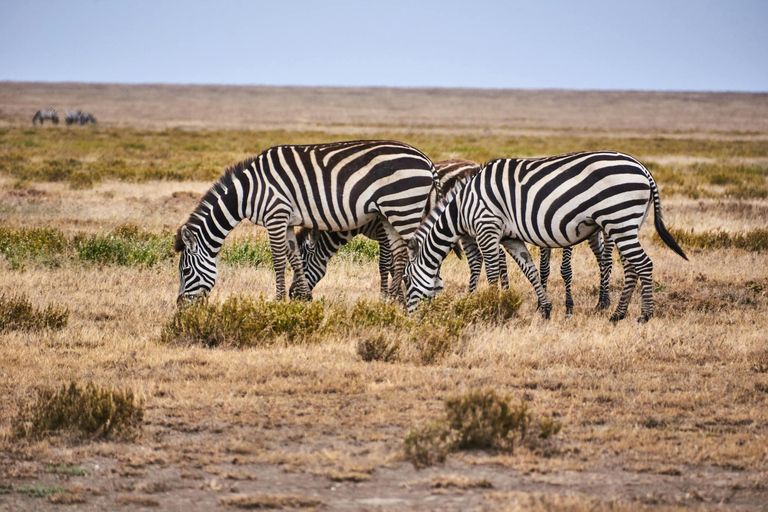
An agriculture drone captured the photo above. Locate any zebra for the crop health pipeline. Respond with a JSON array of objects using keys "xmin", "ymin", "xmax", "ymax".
[
  {"xmin": 287, "ymin": 159, "xmax": 510, "ymax": 301},
  {"xmin": 32, "ymin": 109, "xmax": 58, "ymax": 125},
  {"xmin": 65, "ymin": 110, "xmax": 97, "ymax": 125},
  {"xmin": 175, "ymin": 140, "xmax": 438, "ymax": 304},
  {"xmin": 404, "ymin": 151, "xmax": 688, "ymax": 322}
]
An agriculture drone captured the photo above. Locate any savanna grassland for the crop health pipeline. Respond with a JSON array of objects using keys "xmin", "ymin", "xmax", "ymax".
[{"xmin": 0, "ymin": 84, "xmax": 767, "ymax": 511}]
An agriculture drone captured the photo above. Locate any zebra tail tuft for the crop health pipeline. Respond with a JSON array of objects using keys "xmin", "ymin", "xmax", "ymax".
[{"xmin": 650, "ymin": 182, "xmax": 688, "ymax": 261}]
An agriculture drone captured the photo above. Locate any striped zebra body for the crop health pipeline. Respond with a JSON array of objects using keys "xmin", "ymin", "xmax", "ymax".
[
  {"xmin": 32, "ymin": 109, "xmax": 58, "ymax": 125},
  {"xmin": 175, "ymin": 140, "xmax": 437, "ymax": 303},
  {"xmin": 289, "ymin": 159, "xmax": 510, "ymax": 300},
  {"xmin": 66, "ymin": 110, "xmax": 97, "ymax": 125},
  {"xmin": 405, "ymin": 151, "xmax": 688, "ymax": 322}
]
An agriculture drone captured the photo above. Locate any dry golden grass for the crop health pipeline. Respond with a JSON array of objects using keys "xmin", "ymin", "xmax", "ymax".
[{"xmin": 1, "ymin": 88, "xmax": 767, "ymax": 509}]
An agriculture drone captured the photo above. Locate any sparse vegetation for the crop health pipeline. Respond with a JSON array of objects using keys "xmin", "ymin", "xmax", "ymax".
[
  {"xmin": 0, "ymin": 294, "xmax": 68, "ymax": 332},
  {"xmin": 656, "ymin": 227, "xmax": 768, "ymax": 252},
  {"xmin": 13, "ymin": 381, "xmax": 144, "ymax": 440},
  {"xmin": 2, "ymin": 88, "xmax": 768, "ymax": 509}
]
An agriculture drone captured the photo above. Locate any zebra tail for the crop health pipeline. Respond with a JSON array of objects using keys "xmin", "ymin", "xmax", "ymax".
[
  {"xmin": 650, "ymin": 177, "xmax": 688, "ymax": 261},
  {"xmin": 451, "ymin": 240, "xmax": 465, "ymax": 260}
]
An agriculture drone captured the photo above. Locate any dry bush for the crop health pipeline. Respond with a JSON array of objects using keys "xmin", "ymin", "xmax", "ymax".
[
  {"xmin": 219, "ymin": 494, "xmax": 324, "ymax": 509},
  {"xmin": 403, "ymin": 389, "xmax": 562, "ymax": 468},
  {"xmin": 356, "ymin": 333, "xmax": 401, "ymax": 363},
  {"xmin": 161, "ymin": 296, "xmax": 329, "ymax": 347},
  {"xmin": 13, "ymin": 381, "xmax": 144, "ymax": 441},
  {"xmin": 0, "ymin": 226, "xmax": 69, "ymax": 270},
  {"xmin": 0, "ymin": 294, "xmax": 68, "ymax": 332}
]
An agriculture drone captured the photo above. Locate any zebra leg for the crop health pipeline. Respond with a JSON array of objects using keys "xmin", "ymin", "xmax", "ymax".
[
  {"xmin": 380, "ymin": 220, "xmax": 407, "ymax": 303},
  {"xmin": 376, "ymin": 228, "xmax": 391, "ymax": 301},
  {"xmin": 610, "ymin": 230, "xmax": 654, "ymax": 322},
  {"xmin": 266, "ymin": 218, "xmax": 293, "ymax": 301},
  {"xmin": 285, "ymin": 228, "xmax": 311, "ymax": 301},
  {"xmin": 587, "ymin": 232, "xmax": 612, "ymax": 310},
  {"xmin": 462, "ymin": 236, "xmax": 482, "ymax": 293},
  {"xmin": 500, "ymin": 238, "xmax": 552, "ymax": 319},
  {"xmin": 499, "ymin": 246, "xmax": 509, "ymax": 290},
  {"xmin": 561, "ymin": 247, "xmax": 574, "ymax": 316},
  {"xmin": 539, "ymin": 248, "xmax": 551, "ymax": 292},
  {"xmin": 476, "ymin": 226, "xmax": 502, "ymax": 286}
]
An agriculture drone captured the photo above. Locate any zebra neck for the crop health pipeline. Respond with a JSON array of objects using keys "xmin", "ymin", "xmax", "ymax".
[
  {"xmin": 190, "ymin": 182, "xmax": 245, "ymax": 256},
  {"xmin": 420, "ymin": 210, "xmax": 462, "ymax": 280}
]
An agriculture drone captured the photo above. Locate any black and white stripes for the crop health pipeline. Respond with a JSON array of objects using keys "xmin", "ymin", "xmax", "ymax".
[
  {"xmin": 32, "ymin": 109, "xmax": 58, "ymax": 125},
  {"xmin": 405, "ymin": 151, "xmax": 687, "ymax": 322},
  {"xmin": 175, "ymin": 140, "xmax": 437, "ymax": 302},
  {"xmin": 65, "ymin": 110, "xmax": 97, "ymax": 125}
]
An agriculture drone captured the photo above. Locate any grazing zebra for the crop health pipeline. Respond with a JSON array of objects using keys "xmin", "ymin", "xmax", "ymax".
[
  {"xmin": 288, "ymin": 159, "xmax": 510, "ymax": 300},
  {"xmin": 175, "ymin": 140, "xmax": 438, "ymax": 303},
  {"xmin": 404, "ymin": 151, "xmax": 688, "ymax": 322},
  {"xmin": 32, "ymin": 109, "xmax": 58, "ymax": 125},
  {"xmin": 65, "ymin": 110, "xmax": 97, "ymax": 125}
]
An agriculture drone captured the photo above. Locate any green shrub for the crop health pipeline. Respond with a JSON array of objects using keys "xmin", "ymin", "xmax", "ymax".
[
  {"xmin": 0, "ymin": 294, "xmax": 68, "ymax": 332},
  {"xmin": 14, "ymin": 381, "xmax": 144, "ymax": 440},
  {"xmin": 350, "ymin": 299, "xmax": 407, "ymax": 328},
  {"xmin": 337, "ymin": 235, "xmax": 379, "ymax": 263},
  {"xmin": 74, "ymin": 224, "xmax": 173, "ymax": 267},
  {"xmin": 0, "ymin": 226, "xmax": 69, "ymax": 270},
  {"xmin": 403, "ymin": 389, "xmax": 562, "ymax": 467},
  {"xmin": 161, "ymin": 296, "xmax": 329, "ymax": 347},
  {"xmin": 220, "ymin": 239, "xmax": 273, "ymax": 268}
]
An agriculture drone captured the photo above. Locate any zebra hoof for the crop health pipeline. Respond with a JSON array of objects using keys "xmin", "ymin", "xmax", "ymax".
[
  {"xmin": 540, "ymin": 304, "xmax": 552, "ymax": 320},
  {"xmin": 609, "ymin": 312, "xmax": 626, "ymax": 323},
  {"xmin": 637, "ymin": 314, "xmax": 651, "ymax": 323},
  {"xmin": 596, "ymin": 300, "xmax": 611, "ymax": 311}
]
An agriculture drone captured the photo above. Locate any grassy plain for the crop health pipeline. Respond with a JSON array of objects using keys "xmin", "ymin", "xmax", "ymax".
[{"xmin": 1, "ymin": 85, "xmax": 767, "ymax": 510}]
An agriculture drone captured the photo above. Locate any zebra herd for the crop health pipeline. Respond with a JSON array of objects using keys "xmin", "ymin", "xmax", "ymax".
[
  {"xmin": 175, "ymin": 140, "xmax": 688, "ymax": 323},
  {"xmin": 32, "ymin": 109, "xmax": 97, "ymax": 126}
]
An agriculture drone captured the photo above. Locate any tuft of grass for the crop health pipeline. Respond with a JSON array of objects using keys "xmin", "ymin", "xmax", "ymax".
[
  {"xmin": 0, "ymin": 226, "xmax": 69, "ymax": 270},
  {"xmin": 220, "ymin": 239, "xmax": 273, "ymax": 268},
  {"xmin": 350, "ymin": 298, "xmax": 407, "ymax": 328},
  {"xmin": 337, "ymin": 235, "xmax": 379, "ymax": 263},
  {"xmin": 47, "ymin": 464, "xmax": 89, "ymax": 476},
  {"xmin": 357, "ymin": 333, "xmax": 401, "ymax": 363},
  {"xmin": 0, "ymin": 294, "xmax": 68, "ymax": 332},
  {"xmin": 403, "ymin": 389, "xmax": 562, "ymax": 468},
  {"xmin": 656, "ymin": 228, "xmax": 768, "ymax": 252},
  {"xmin": 13, "ymin": 381, "xmax": 144, "ymax": 440},
  {"xmin": 161, "ymin": 296, "xmax": 329, "ymax": 347},
  {"xmin": 74, "ymin": 224, "xmax": 173, "ymax": 268},
  {"xmin": 220, "ymin": 494, "xmax": 324, "ymax": 509},
  {"xmin": 14, "ymin": 484, "xmax": 68, "ymax": 498}
]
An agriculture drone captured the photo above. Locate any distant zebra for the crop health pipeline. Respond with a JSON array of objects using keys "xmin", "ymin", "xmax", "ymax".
[
  {"xmin": 32, "ymin": 109, "xmax": 58, "ymax": 125},
  {"xmin": 65, "ymin": 110, "xmax": 97, "ymax": 125},
  {"xmin": 175, "ymin": 140, "xmax": 438, "ymax": 303},
  {"xmin": 405, "ymin": 151, "xmax": 688, "ymax": 322},
  {"xmin": 288, "ymin": 159, "xmax": 510, "ymax": 300}
]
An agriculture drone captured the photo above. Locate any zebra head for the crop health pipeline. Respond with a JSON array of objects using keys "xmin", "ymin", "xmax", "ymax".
[
  {"xmin": 175, "ymin": 225, "xmax": 218, "ymax": 305},
  {"xmin": 404, "ymin": 238, "xmax": 440, "ymax": 313}
]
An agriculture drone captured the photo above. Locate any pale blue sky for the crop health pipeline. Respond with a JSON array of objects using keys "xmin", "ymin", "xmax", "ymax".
[{"xmin": 1, "ymin": 0, "xmax": 766, "ymax": 91}]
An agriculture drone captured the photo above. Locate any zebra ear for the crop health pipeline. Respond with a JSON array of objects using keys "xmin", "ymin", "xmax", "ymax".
[
  {"xmin": 407, "ymin": 237, "xmax": 420, "ymax": 260},
  {"xmin": 180, "ymin": 226, "xmax": 197, "ymax": 252}
]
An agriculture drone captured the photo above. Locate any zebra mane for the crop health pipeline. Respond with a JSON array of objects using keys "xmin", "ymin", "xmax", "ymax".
[
  {"xmin": 413, "ymin": 173, "xmax": 473, "ymax": 246},
  {"xmin": 174, "ymin": 157, "xmax": 256, "ymax": 252}
]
